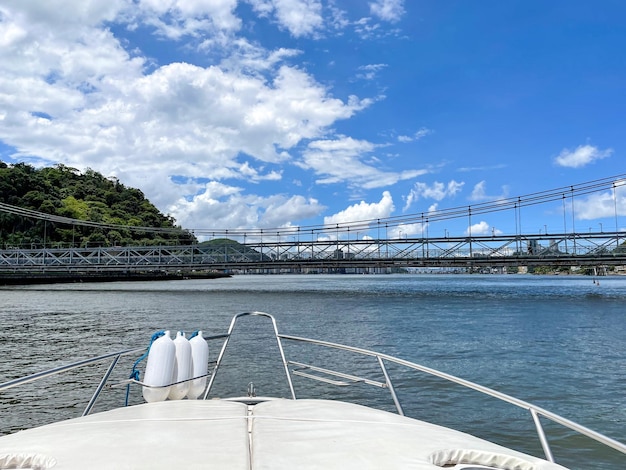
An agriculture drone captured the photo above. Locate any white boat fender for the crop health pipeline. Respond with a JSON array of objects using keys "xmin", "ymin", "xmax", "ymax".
[
  {"xmin": 127, "ymin": 330, "xmax": 166, "ymax": 405},
  {"xmin": 142, "ymin": 331, "xmax": 176, "ymax": 403},
  {"xmin": 187, "ymin": 331, "xmax": 209, "ymax": 399},
  {"xmin": 168, "ymin": 331, "xmax": 192, "ymax": 400}
]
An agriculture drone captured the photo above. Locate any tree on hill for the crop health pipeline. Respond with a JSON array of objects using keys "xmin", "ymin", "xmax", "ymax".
[
  {"xmin": 199, "ymin": 238, "xmax": 269, "ymax": 261},
  {"xmin": 0, "ymin": 162, "xmax": 196, "ymax": 248}
]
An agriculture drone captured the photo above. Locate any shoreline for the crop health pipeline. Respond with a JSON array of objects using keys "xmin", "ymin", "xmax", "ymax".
[{"xmin": 0, "ymin": 270, "xmax": 231, "ymax": 286}]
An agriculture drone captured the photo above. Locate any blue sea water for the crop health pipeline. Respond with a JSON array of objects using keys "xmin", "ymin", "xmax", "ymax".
[{"xmin": 0, "ymin": 274, "xmax": 624, "ymax": 468}]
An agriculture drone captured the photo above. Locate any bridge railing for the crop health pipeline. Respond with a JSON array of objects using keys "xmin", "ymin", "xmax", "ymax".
[{"xmin": 0, "ymin": 232, "xmax": 624, "ymax": 271}]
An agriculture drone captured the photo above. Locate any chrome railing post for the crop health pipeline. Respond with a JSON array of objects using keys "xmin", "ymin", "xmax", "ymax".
[
  {"xmin": 83, "ymin": 354, "xmax": 122, "ymax": 416},
  {"xmin": 202, "ymin": 311, "xmax": 297, "ymax": 400},
  {"xmin": 530, "ymin": 408, "xmax": 555, "ymax": 462},
  {"xmin": 268, "ymin": 315, "xmax": 297, "ymax": 400},
  {"xmin": 202, "ymin": 315, "xmax": 240, "ymax": 399},
  {"xmin": 377, "ymin": 356, "xmax": 403, "ymax": 416}
]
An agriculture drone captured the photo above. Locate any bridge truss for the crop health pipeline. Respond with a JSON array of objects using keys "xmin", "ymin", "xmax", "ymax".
[
  {"xmin": 1, "ymin": 173, "xmax": 625, "ymax": 274},
  {"xmin": 1, "ymin": 231, "xmax": 624, "ymax": 274}
]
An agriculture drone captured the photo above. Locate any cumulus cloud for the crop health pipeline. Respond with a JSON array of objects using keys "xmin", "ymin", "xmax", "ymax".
[
  {"xmin": 465, "ymin": 221, "xmax": 501, "ymax": 236},
  {"xmin": 369, "ymin": 0, "xmax": 405, "ymax": 23},
  {"xmin": 248, "ymin": 0, "xmax": 324, "ymax": 38},
  {"xmin": 554, "ymin": 144, "xmax": 613, "ymax": 168},
  {"xmin": 575, "ymin": 179, "xmax": 626, "ymax": 220},
  {"xmin": 403, "ymin": 180, "xmax": 464, "ymax": 211},
  {"xmin": 1, "ymin": 0, "xmax": 124, "ymax": 31},
  {"xmin": 214, "ymin": 39, "xmax": 302, "ymax": 73},
  {"xmin": 0, "ymin": 1, "xmax": 371, "ymax": 228},
  {"xmin": 170, "ymin": 181, "xmax": 325, "ymax": 232},
  {"xmin": 131, "ymin": 0, "xmax": 241, "ymax": 39},
  {"xmin": 7, "ymin": 60, "xmax": 363, "ymax": 170},
  {"xmin": 388, "ymin": 222, "xmax": 424, "ymax": 238},
  {"xmin": 301, "ymin": 136, "xmax": 426, "ymax": 189},
  {"xmin": 469, "ymin": 181, "xmax": 509, "ymax": 202},
  {"xmin": 0, "ymin": 1, "xmax": 415, "ymax": 231},
  {"xmin": 324, "ymin": 191, "xmax": 394, "ymax": 226}
]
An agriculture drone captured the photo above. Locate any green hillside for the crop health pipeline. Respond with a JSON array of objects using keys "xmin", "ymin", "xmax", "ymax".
[{"xmin": 0, "ymin": 161, "xmax": 195, "ymax": 248}]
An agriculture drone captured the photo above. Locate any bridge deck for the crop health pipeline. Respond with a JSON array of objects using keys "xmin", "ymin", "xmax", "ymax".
[{"xmin": 1, "ymin": 232, "xmax": 624, "ymax": 275}]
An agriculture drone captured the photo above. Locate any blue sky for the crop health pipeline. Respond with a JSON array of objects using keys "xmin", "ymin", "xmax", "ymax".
[{"xmin": 1, "ymin": 0, "xmax": 625, "ymax": 240}]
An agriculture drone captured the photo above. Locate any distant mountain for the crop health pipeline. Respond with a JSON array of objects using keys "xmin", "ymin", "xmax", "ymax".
[{"xmin": 0, "ymin": 161, "xmax": 195, "ymax": 248}]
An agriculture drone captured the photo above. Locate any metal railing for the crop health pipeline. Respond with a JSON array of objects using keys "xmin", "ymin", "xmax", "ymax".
[
  {"xmin": 1, "ymin": 312, "xmax": 625, "ymax": 465},
  {"xmin": 0, "ymin": 348, "xmax": 143, "ymax": 417},
  {"xmin": 275, "ymin": 332, "xmax": 626, "ymax": 462},
  {"xmin": 1, "ymin": 231, "xmax": 625, "ymax": 274}
]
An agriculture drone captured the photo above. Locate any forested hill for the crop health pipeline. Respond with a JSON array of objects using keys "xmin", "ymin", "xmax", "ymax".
[{"xmin": 0, "ymin": 161, "xmax": 195, "ymax": 248}]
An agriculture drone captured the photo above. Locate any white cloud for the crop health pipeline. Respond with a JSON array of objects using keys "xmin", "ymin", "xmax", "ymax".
[
  {"xmin": 369, "ymin": 0, "xmax": 405, "ymax": 23},
  {"xmin": 356, "ymin": 63, "xmax": 387, "ymax": 80},
  {"xmin": 388, "ymin": 222, "xmax": 425, "ymax": 238},
  {"xmin": 554, "ymin": 144, "xmax": 613, "ymax": 168},
  {"xmin": 328, "ymin": 3, "xmax": 349, "ymax": 31},
  {"xmin": 0, "ymin": 1, "xmax": 409, "ymax": 231},
  {"xmin": 261, "ymin": 193, "xmax": 324, "ymax": 227},
  {"xmin": 469, "ymin": 181, "xmax": 509, "ymax": 202},
  {"xmin": 404, "ymin": 180, "xmax": 464, "ymax": 211},
  {"xmin": 457, "ymin": 163, "xmax": 507, "ymax": 172},
  {"xmin": 302, "ymin": 136, "xmax": 426, "ymax": 189},
  {"xmin": 248, "ymin": 0, "xmax": 324, "ymax": 38},
  {"xmin": 170, "ymin": 181, "xmax": 325, "ymax": 231},
  {"xmin": 132, "ymin": 0, "xmax": 241, "ymax": 39},
  {"xmin": 465, "ymin": 221, "xmax": 501, "ymax": 236},
  {"xmin": 129, "ymin": 62, "xmax": 351, "ymax": 165},
  {"xmin": 353, "ymin": 17, "xmax": 380, "ymax": 40},
  {"xmin": 470, "ymin": 181, "xmax": 488, "ymax": 201},
  {"xmin": 238, "ymin": 161, "xmax": 283, "ymax": 182},
  {"xmin": 0, "ymin": 0, "xmax": 368, "ymax": 228},
  {"xmin": 0, "ymin": 0, "xmax": 125, "ymax": 32},
  {"xmin": 302, "ymin": 136, "xmax": 375, "ymax": 183},
  {"xmin": 575, "ymin": 179, "xmax": 626, "ymax": 220},
  {"xmin": 215, "ymin": 39, "xmax": 302, "ymax": 73},
  {"xmin": 398, "ymin": 127, "xmax": 432, "ymax": 143},
  {"xmin": 324, "ymin": 191, "xmax": 394, "ymax": 226}
]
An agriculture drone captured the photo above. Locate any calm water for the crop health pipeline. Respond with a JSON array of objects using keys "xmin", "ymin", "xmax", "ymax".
[{"xmin": 1, "ymin": 274, "xmax": 624, "ymax": 468}]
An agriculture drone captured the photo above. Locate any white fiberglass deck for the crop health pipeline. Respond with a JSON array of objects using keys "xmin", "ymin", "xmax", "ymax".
[{"xmin": 0, "ymin": 398, "xmax": 568, "ymax": 470}]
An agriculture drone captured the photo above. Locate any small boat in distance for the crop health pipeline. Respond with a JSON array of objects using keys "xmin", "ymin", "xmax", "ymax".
[{"xmin": 1, "ymin": 312, "xmax": 624, "ymax": 469}]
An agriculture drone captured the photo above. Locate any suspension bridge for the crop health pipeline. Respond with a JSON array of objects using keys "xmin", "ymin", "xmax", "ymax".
[
  {"xmin": 1, "ymin": 174, "xmax": 625, "ymax": 279},
  {"xmin": 0, "ymin": 231, "xmax": 624, "ymax": 275}
]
